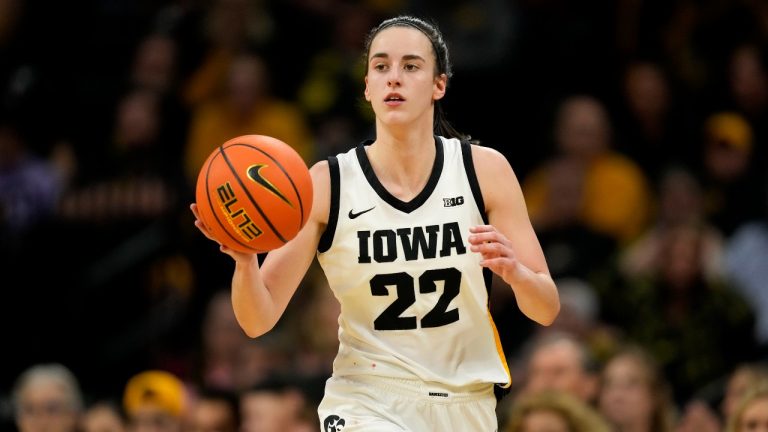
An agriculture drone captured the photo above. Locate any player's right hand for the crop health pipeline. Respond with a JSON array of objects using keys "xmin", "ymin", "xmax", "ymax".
[{"xmin": 190, "ymin": 203, "xmax": 258, "ymax": 261}]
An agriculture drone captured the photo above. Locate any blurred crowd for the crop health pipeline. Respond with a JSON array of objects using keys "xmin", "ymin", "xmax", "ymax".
[{"xmin": 1, "ymin": 0, "xmax": 768, "ymax": 431}]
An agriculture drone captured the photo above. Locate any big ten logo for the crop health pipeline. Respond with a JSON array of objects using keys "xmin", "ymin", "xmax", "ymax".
[
  {"xmin": 442, "ymin": 196, "xmax": 464, "ymax": 207},
  {"xmin": 216, "ymin": 182, "xmax": 263, "ymax": 241}
]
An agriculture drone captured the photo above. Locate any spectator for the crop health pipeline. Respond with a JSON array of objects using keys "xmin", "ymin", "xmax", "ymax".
[
  {"xmin": 239, "ymin": 378, "xmax": 315, "ymax": 432},
  {"xmin": 80, "ymin": 401, "xmax": 127, "ymax": 432},
  {"xmin": 676, "ymin": 309, "xmax": 768, "ymax": 432},
  {"xmin": 58, "ymin": 88, "xmax": 180, "ymax": 222},
  {"xmin": 181, "ymin": 0, "xmax": 275, "ymax": 108},
  {"xmin": 296, "ymin": 3, "xmax": 377, "ymax": 159},
  {"xmin": 614, "ymin": 59, "xmax": 695, "ymax": 183},
  {"xmin": 619, "ymin": 166, "xmax": 725, "ymax": 285},
  {"xmin": 122, "ymin": 370, "xmax": 187, "ymax": 432},
  {"xmin": 195, "ymin": 289, "xmax": 287, "ymax": 393},
  {"xmin": 13, "ymin": 363, "xmax": 83, "ymax": 432},
  {"xmin": 503, "ymin": 390, "xmax": 610, "ymax": 432},
  {"xmin": 517, "ymin": 331, "xmax": 601, "ymax": 405},
  {"xmin": 528, "ymin": 155, "xmax": 618, "ymax": 285},
  {"xmin": 611, "ymin": 222, "xmax": 758, "ymax": 403},
  {"xmin": 183, "ymin": 51, "xmax": 314, "ymax": 188},
  {"xmin": 598, "ymin": 344, "xmax": 677, "ymax": 432},
  {"xmin": 723, "ymin": 362, "xmax": 768, "ymax": 421},
  {"xmin": 186, "ymin": 389, "xmax": 239, "ymax": 432},
  {"xmin": 725, "ymin": 383, "xmax": 768, "ymax": 432},
  {"xmin": 523, "ymin": 94, "xmax": 654, "ymax": 245},
  {"xmin": 725, "ymin": 42, "xmax": 768, "ymax": 126},
  {"xmin": 698, "ymin": 111, "xmax": 764, "ymax": 236}
]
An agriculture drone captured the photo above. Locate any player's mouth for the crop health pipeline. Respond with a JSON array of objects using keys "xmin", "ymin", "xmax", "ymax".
[{"xmin": 384, "ymin": 93, "xmax": 405, "ymax": 105}]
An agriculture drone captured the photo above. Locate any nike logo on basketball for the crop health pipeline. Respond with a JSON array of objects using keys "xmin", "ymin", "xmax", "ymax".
[
  {"xmin": 247, "ymin": 164, "xmax": 293, "ymax": 206},
  {"xmin": 348, "ymin": 206, "xmax": 375, "ymax": 219}
]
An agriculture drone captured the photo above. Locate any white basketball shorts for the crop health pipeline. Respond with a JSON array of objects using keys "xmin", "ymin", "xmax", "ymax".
[{"xmin": 317, "ymin": 374, "xmax": 498, "ymax": 431}]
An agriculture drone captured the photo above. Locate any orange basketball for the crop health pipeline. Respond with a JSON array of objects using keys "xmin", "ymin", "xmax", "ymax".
[{"xmin": 195, "ymin": 135, "xmax": 313, "ymax": 253}]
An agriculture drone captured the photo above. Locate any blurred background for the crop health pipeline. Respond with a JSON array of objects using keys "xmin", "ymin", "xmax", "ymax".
[{"xmin": 1, "ymin": 0, "xmax": 768, "ymax": 431}]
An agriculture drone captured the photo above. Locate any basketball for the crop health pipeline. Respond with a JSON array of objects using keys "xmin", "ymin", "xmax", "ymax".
[{"xmin": 195, "ymin": 135, "xmax": 313, "ymax": 253}]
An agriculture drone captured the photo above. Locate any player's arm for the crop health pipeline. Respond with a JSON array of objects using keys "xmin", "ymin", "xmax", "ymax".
[
  {"xmin": 468, "ymin": 145, "xmax": 560, "ymax": 326},
  {"xmin": 191, "ymin": 161, "xmax": 330, "ymax": 337}
]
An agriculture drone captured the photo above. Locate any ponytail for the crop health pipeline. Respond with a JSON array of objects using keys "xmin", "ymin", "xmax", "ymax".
[{"xmin": 434, "ymin": 101, "xmax": 477, "ymax": 144}]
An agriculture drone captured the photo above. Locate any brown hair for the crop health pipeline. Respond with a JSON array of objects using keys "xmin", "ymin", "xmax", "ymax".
[
  {"xmin": 504, "ymin": 391, "xmax": 611, "ymax": 432},
  {"xmin": 363, "ymin": 15, "xmax": 475, "ymax": 143}
]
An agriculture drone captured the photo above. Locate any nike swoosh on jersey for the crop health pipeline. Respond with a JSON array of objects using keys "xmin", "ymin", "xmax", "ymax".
[
  {"xmin": 247, "ymin": 164, "xmax": 293, "ymax": 206},
  {"xmin": 348, "ymin": 206, "xmax": 375, "ymax": 219}
]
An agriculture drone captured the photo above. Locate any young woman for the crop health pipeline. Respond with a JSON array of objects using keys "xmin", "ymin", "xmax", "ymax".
[
  {"xmin": 725, "ymin": 383, "xmax": 768, "ymax": 432},
  {"xmin": 598, "ymin": 345, "xmax": 677, "ymax": 432},
  {"xmin": 504, "ymin": 390, "xmax": 611, "ymax": 432},
  {"xmin": 191, "ymin": 15, "xmax": 559, "ymax": 431}
]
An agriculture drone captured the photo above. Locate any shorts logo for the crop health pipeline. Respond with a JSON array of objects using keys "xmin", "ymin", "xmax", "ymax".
[
  {"xmin": 443, "ymin": 196, "xmax": 464, "ymax": 207},
  {"xmin": 323, "ymin": 415, "xmax": 346, "ymax": 431}
]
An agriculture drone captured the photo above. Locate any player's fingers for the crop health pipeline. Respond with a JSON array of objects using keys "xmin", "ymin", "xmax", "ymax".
[
  {"xmin": 468, "ymin": 231, "xmax": 502, "ymax": 245},
  {"xmin": 193, "ymin": 218, "xmax": 217, "ymax": 240},
  {"xmin": 469, "ymin": 225, "xmax": 495, "ymax": 233},
  {"xmin": 479, "ymin": 256, "xmax": 511, "ymax": 275},
  {"xmin": 470, "ymin": 240, "xmax": 507, "ymax": 256}
]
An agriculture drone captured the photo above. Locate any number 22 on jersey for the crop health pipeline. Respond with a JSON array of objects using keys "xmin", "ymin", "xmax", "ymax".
[{"xmin": 370, "ymin": 267, "xmax": 461, "ymax": 330}]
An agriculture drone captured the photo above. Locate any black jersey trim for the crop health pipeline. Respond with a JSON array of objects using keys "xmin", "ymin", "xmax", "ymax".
[
  {"xmin": 318, "ymin": 156, "xmax": 340, "ymax": 253},
  {"xmin": 355, "ymin": 136, "xmax": 443, "ymax": 214},
  {"xmin": 483, "ymin": 266, "xmax": 495, "ymax": 332},
  {"xmin": 461, "ymin": 140, "xmax": 488, "ymax": 224},
  {"xmin": 470, "ymin": 142, "xmax": 510, "ymax": 394},
  {"xmin": 494, "ymin": 384, "xmax": 512, "ymax": 402}
]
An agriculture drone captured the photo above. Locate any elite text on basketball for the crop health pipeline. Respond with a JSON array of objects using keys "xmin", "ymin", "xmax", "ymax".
[{"xmin": 216, "ymin": 182, "xmax": 263, "ymax": 242}]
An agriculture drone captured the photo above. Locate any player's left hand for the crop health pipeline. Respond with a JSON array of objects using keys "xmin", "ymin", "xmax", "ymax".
[{"xmin": 468, "ymin": 225, "xmax": 523, "ymax": 282}]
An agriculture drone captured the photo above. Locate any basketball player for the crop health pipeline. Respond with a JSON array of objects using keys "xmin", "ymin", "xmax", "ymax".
[{"xmin": 191, "ymin": 15, "xmax": 560, "ymax": 431}]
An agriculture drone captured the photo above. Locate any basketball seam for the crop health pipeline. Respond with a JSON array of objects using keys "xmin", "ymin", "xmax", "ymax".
[
  {"xmin": 220, "ymin": 143, "xmax": 301, "ymax": 244},
  {"xmin": 235, "ymin": 142, "xmax": 306, "ymax": 229}
]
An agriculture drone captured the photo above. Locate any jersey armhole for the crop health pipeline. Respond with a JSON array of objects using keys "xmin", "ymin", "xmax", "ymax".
[
  {"xmin": 461, "ymin": 140, "xmax": 489, "ymax": 224},
  {"xmin": 318, "ymin": 155, "xmax": 340, "ymax": 253}
]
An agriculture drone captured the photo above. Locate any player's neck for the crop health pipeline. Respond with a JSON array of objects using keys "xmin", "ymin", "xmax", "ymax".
[{"xmin": 367, "ymin": 128, "xmax": 437, "ymax": 201}]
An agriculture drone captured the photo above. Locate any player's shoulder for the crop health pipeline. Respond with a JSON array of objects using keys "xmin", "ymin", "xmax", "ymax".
[
  {"xmin": 309, "ymin": 160, "xmax": 331, "ymax": 196},
  {"xmin": 306, "ymin": 160, "xmax": 331, "ymax": 225},
  {"xmin": 468, "ymin": 142, "xmax": 512, "ymax": 172},
  {"xmin": 309, "ymin": 159, "xmax": 330, "ymax": 180}
]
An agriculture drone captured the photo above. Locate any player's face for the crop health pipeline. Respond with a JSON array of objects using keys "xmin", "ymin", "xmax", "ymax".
[{"xmin": 364, "ymin": 26, "xmax": 446, "ymax": 129}]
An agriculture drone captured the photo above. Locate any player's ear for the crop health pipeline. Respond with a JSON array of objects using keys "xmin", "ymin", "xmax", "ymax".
[
  {"xmin": 433, "ymin": 73, "xmax": 447, "ymax": 101},
  {"xmin": 364, "ymin": 75, "xmax": 371, "ymax": 101}
]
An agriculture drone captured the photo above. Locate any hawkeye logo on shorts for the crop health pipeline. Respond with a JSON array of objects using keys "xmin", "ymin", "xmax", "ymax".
[
  {"xmin": 247, "ymin": 164, "xmax": 293, "ymax": 207},
  {"xmin": 323, "ymin": 415, "xmax": 346, "ymax": 431},
  {"xmin": 443, "ymin": 196, "xmax": 464, "ymax": 207}
]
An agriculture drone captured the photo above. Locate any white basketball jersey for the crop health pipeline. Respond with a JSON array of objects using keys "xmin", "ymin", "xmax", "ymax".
[{"xmin": 316, "ymin": 136, "xmax": 511, "ymax": 389}]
